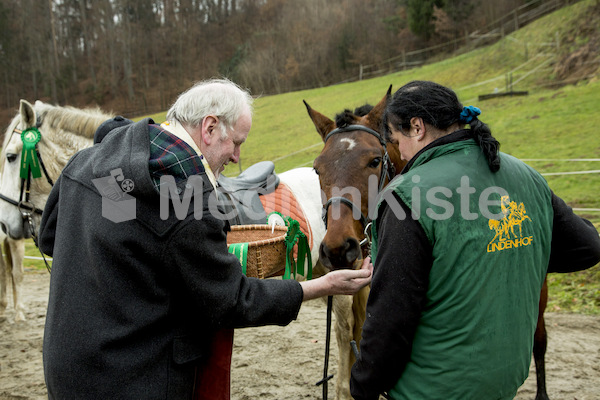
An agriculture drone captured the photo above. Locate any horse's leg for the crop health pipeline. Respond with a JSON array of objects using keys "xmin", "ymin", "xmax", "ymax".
[
  {"xmin": 332, "ymin": 294, "xmax": 354, "ymax": 400},
  {"xmin": 533, "ymin": 278, "xmax": 550, "ymax": 400},
  {"xmin": 352, "ymin": 285, "xmax": 369, "ymax": 352},
  {"xmin": 330, "ymin": 286, "xmax": 369, "ymax": 400},
  {"xmin": 7, "ymin": 238, "xmax": 26, "ymax": 322},
  {"xmin": 0, "ymin": 239, "xmax": 8, "ymax": 319}
]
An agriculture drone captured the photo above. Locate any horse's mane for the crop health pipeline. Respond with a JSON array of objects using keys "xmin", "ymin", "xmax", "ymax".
[
  {"xmin": 335, "ymin": 109, "xmax": 359, "ymax": 128},
  {"xmin": 353, "ymin": 104, "xmax": 373, "ymax": 117},
  {"xmin": 0, "ymin": 102, "xmax": 114, "ymax": 175},
  {"xmin": 37, "ymin": 103, "xmax": 114, "ymax": 139},
  {"xmin": 334, "ymin": 103, "xmax": 374, "ymax": 128}
]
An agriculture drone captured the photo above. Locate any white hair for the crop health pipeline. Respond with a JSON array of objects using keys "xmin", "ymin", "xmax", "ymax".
[{"xmin": 166, "ymin": 78, "xmax": 254, "ymax": 138}]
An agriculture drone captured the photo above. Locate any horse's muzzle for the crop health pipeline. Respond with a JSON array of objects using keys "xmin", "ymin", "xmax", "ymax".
[{"xmin": 319, "ymin": 237, "xmax": 362, "ymax": 270}]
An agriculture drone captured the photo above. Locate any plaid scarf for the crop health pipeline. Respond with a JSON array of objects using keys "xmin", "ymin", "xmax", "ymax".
[{"xmin": 148, "ymin": 124, "xmax": 205, "ymax": 192}]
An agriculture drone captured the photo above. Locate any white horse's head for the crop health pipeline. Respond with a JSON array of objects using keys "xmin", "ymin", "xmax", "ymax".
[{"xmin": 0, "ymin": 100, "xmax": 112, "ymax": 239}]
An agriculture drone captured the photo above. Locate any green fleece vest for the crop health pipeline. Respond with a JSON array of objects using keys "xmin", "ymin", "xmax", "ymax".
[{"xmin": 372, "ymin": 139, "xmax": 553, "ymax": 399}]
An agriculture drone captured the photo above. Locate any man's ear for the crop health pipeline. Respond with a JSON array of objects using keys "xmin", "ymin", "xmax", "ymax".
[{"xmin": 201, "ymin": 115, "xmax": 220, "ymax": 145}]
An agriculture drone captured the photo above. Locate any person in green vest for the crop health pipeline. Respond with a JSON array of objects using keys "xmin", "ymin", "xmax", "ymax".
[{"xmin": 350, "ymin": 80, "xmax": 600, "ymax": 400}]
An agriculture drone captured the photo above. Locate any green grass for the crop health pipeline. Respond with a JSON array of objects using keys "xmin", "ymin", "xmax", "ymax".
[
  {"xmin": 22, "ymin": 239, "xmax": 48, "ymax": 273},
  {"xmin": 547, "ymin": 265, "xmax": 600, "ymax": 314},
  {"xmin": 26, "ymin": 0, "xmax": 600, "ymax": 313}
]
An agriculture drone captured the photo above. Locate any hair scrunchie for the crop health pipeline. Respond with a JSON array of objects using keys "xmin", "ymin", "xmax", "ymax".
[{"xmin": 459, "ymin": 105, "xmax": 481, "ymax": 124}]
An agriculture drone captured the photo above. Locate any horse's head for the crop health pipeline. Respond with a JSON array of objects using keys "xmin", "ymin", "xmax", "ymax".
[
  {"xmin": 0, "ymin": 100, "xmax": 45, "ymax": 239},
  {"xmin": 0, "ymin": 100, "xmax": 110, "ymax": 239},
  {"xmin": 304, "ymin": 88, "xmax": 405, "ymax": 270}
]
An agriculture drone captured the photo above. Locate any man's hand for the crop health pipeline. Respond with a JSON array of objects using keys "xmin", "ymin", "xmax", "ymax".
[{"xmin": 300, "ymin": 257, "xmax": 373, "ymax": 301}]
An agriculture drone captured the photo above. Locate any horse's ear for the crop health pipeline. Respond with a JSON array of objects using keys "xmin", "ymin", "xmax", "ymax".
[
  {"xmin": 364, "ymin": 85, "xmax": 392, "ymax": 131},
  {"xmin": 303, "ymin": 100, "xmax": 335, "ymax": 142},
  {"xmin": 19, "ymin": 99, "xmax": 36, "ymax": 128}
]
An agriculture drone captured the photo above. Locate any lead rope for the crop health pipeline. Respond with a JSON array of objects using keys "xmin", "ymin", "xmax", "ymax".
[
  {"xmin": 315, "ymin": 295, "xmax": 334, "ymax": 399},
  {"xmin": 36, "ymin": 148, "xmax": 54, "ymax": 186},
  {"xmin": 18, "ymin": 170, "xmax": 52, "ymax": 274},
  {"xmin": 24, "ymin": 210, "xmax": 52, "ymax": 273}
]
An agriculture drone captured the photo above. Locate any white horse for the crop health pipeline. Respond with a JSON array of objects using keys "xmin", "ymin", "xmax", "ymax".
[
  {"xmin": 0, "ymin": 99, "xmax": 359, "ymax": 399},
  {"xmin": 0, "ymin": 100, "xmax": 110, "ymax": 322}
]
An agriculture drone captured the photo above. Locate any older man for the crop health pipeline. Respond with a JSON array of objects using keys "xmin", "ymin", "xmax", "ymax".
[{"xmin": 40, "ymin": 78, "xmax": 372, "ymax": 399}]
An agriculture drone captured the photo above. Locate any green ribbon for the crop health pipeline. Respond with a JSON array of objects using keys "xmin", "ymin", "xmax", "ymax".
[
  {"xmin": 267, "ymin": 212, "xmax": 313, "ymax": 280},
  {"xmin": 228, "ymin": 242, "xmax": 248, "ymax": 275},
  {"xmin": 20, "ymin": 127, "xmax": 42, "ymax": 179},
  {"xmin": 296, "ymin": 231, "xmax": 312, "ymax": 280},
  {"xmin": 282, "ymin": 218, "xmax": 300, "ymax": 280}
]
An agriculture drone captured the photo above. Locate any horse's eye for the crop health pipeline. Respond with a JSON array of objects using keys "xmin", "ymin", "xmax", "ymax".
[
  {"xmin": 368, "ymin": 157, "xmax": 381, "ymax": 169},
  {"xmin": 6, "ymin": 153, "xmax": 17, "ymax": 163},
  {"xmin": 313, "ymin": 167, "xmax": 320, "ymax": 176}
]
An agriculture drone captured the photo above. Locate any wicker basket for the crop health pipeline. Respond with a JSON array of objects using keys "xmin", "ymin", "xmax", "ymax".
[{"xmin": 227, "ymin": 224, "xmax": 288, "ymax": 279}]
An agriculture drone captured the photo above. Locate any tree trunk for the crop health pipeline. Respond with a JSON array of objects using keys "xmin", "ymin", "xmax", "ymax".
[{"xmin": 79, "ymin": 0, "xmax": 97, "ymax": 92}]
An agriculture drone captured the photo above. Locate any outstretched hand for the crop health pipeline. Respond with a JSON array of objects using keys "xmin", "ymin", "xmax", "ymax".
[
  {"xmin": 300, "ymin": 257, "xmax": 373, "ymax": 301},
  {"xmin": 325, "ymin": 256, "xmax": 373, "ymax": 295}
]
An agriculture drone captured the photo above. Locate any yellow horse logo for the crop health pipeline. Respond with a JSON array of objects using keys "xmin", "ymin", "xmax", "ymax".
[{"xmin": 487, "ymin": 196, "xmax": 532, "ymax": 252}]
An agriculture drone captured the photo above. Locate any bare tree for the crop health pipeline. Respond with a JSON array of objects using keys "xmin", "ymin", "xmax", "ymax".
[{"xmin": 0, "ymin": 0, "xmax": 572, "ymax": 129}]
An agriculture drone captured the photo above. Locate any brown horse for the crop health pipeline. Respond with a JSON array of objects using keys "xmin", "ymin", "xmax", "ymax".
[
  {"xmin": 304, "ymin": 88, "xmax": 550, "ymax": 400},
  {"xmin": 304, "ymin": 89, "xmax": 404, "ymax": 399}
]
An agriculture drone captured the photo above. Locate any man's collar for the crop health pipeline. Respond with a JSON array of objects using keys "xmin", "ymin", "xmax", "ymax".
[{"xmin": 161, "ymin": 120, "xmax": 218, "ymax": 191}]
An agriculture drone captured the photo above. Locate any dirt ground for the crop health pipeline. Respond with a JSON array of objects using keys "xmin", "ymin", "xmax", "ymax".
[{"xmin": 1, "ymin": 271, "xmax": 599, "ymax": 400}]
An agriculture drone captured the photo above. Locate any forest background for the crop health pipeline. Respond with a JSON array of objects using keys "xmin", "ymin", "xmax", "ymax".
[{"xmin": 0, "ymin": 0, "xmax": 584, "ymax": 130}]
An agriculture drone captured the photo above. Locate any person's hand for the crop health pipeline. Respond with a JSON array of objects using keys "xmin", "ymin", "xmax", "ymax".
[
  {"xmin": 324, "ymin": 256, "xmax": 373, "ymax": 295},
  {"xmin": 300, "ymin": 257, "xmax": 373, "ymax": 301}
]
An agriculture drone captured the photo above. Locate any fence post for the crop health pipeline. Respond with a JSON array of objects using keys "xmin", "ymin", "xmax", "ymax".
[{"xmin": 359, "ymin": 64, "xmax": 363, "ymax": 81}]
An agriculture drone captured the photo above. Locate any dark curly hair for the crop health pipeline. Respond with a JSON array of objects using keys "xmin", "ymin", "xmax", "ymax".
[{"xmin": 384, "ymin": 80, "xmax": 501, "ymax": 172}]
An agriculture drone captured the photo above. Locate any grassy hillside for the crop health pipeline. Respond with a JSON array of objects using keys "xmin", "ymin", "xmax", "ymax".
[
  {"xmin": 25, "ymin": 0, "xmax": 600, "ymax": 313},
  {"xmin": 144, "ymin": 1, "xmax": 599, "ymax": 175}
]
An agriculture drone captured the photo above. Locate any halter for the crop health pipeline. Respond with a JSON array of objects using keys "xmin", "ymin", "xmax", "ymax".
[
  {"xmin": 0, "ymin": 123, "xmax": 54, "ymax": 242},
  {"xmin": 321, "ymin": 124, "xmax": 395, "ymax": 256}
]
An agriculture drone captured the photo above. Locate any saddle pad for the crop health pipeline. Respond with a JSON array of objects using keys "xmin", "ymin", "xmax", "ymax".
[{"xmin": 259, "ymin": 182, "xmax": 313, "ymax": 250}]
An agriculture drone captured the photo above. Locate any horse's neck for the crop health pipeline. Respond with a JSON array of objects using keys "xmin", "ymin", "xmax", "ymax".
[
  {"xmin": 42, "ymin": 132, "xmax": 94, "ymax": 181},
  {"xmin": 386, "ymin": 143, "xmax": 405, "ymax": 175},
  {"xmin": 26, "ymin": 134, "xmax": 93, "ymax": 205}
]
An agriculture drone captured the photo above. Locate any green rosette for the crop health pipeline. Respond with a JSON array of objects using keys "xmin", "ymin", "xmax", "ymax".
[{"xmin": 20, "ymin": 127, "xmax": 42, "ymax": 179}]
